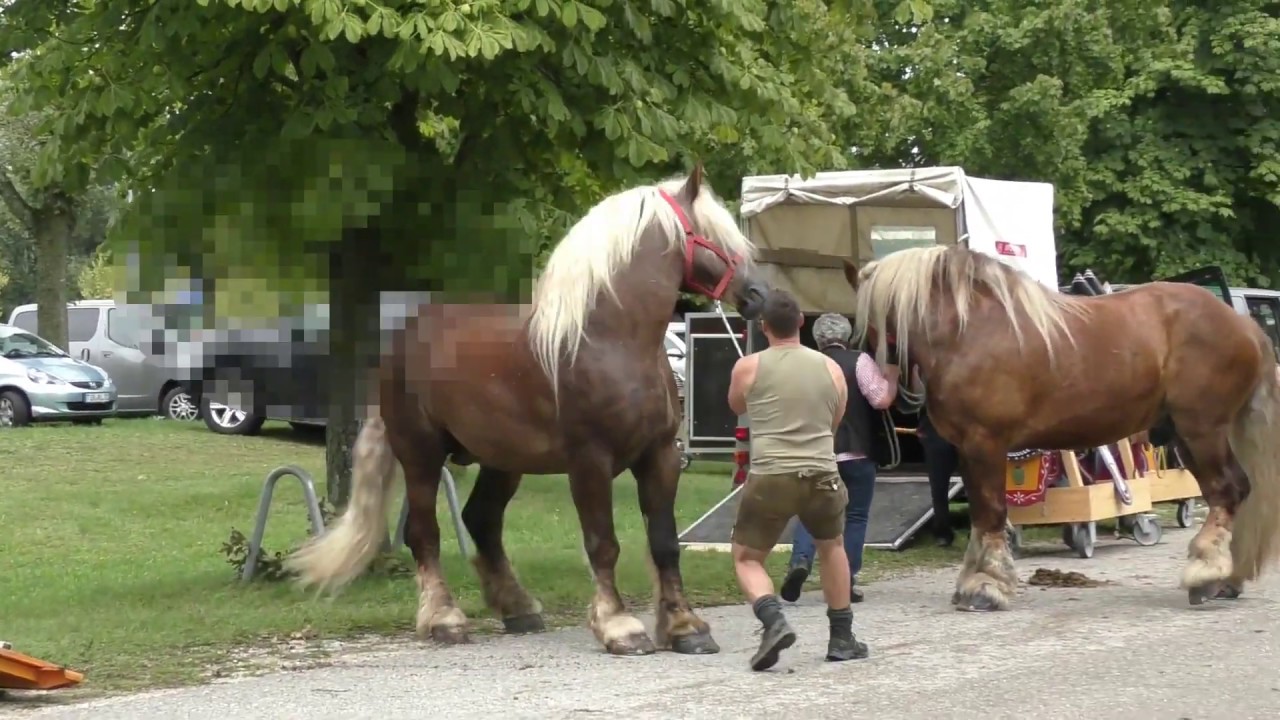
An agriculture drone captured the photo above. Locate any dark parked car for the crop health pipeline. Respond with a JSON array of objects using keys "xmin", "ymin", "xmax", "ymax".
[{"xmin": 140, "ymin": 293, "xmax": 430, "ymax": 436}]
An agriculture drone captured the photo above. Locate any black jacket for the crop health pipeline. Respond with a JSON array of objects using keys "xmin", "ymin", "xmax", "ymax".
[{"xmin": 822, "ymin": 345, "xmax": 875, "ymax": 459}]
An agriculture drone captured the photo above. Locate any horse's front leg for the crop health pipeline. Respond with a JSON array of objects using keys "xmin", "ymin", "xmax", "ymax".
[
  {"xmin": 568, "ymin": 455, "xmax": 655, "ymax": 655},
  {"xmin": 631, "ymin": 441, "xmax": 719, "ymax": 654},
  {"xmin": 953, "ymin": 443, "xmax": 1019, "ymax": 612}
]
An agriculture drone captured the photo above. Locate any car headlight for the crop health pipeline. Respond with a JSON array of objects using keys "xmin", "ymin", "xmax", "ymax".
[{"xmin": 26, "ymin": 368, "xmax": 67, "ymax": 385}]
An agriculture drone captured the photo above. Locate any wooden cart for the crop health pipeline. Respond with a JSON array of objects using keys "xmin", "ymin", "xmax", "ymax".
[
  {"xmin": 1143, "ymin": 444, "xmax": 1202, "ymax": 528},
  {"xmin": 0, "ymin": 643, "xmax": 84, "ymax": 691},
  {"xmin": 1005, "ymin": 438, "xmax": 1164, "ymax": 558}
]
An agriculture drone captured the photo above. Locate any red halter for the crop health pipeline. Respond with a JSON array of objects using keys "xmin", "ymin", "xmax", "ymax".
[{"xmin": 657, "ymin": 189, "xmax": 742, "ymax": 301}]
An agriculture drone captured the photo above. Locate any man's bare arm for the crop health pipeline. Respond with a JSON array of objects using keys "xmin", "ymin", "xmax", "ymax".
[{"xmin": 727, "ymin": 355, "xmax": 757, "ymax": 416}]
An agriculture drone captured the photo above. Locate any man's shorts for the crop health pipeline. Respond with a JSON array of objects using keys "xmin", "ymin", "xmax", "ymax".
[{"xmin": 731, "ymin": 468, "xmax": 848, "ymax": 552}]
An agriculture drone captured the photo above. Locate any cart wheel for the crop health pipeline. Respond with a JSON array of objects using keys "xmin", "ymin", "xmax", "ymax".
[
  {"xmin": 1176, "ymin": 500, "xmax": 1196, "ymax": 529},
  {"xmin": 1062, "ymin": 523, "xmax": 1077, "ymax": 550},
  {"xmin": 1073, "ymin": 524, "xmax": 1094, "ymax": 559},
  {"xmin": 1132, "ymin": 514, "xmax": 1163, "ymax": 546}
]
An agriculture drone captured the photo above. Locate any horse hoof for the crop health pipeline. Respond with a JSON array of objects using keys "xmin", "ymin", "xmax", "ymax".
[
  {"xmin": 670, "ymin": 630, "xmax": 721, "ymax": 655},
  {"xmin": 502, "ymin": 613, "xmax": 547, "ymax": 634},
  {"xmin": 606, "ymin": 633, "xmax": 657, "ymax": 657},
  {"xmin": 1215, "ymin": 584, "xmax": 1242, "ymax": 600},
  {"xmin": 954, "ymin": 592, "xmax": 1003, "ymax": 613},
  {"xmin": 1188, "ymin": 584, "xmax": 1217, "ymax": 606},
  {"xmin": 950, "ymin": 591, "xmax": 962, "ymax": 606},
  {"xmin": 429, "ymin": 626, "xmax": 471, "ymax": 645}
]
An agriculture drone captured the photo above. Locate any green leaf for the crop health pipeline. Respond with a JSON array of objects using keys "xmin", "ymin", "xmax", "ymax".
[
  {"xmin": 281, "ymin": 112, "xmax": 316, "ymax": 139},
  {"xmin": 252, "ymin": 47, "xmax": 273, "ymax": 79},
  {"xmin": 893, "ymin": 0, "xmax": 912, "ymax": 25},
  {"xmin": 366, "ymin": 11, "xmax": 383, "ymax": 36},
  {"xmin": 480, "ymin": 34, "xmax": 502, "ymax": 60},
  {"xmin": 323, "ymin": 17, "xmax": 344, "ymax": 40},
  {"xmin": 562, "ymin": 1, "xmax": 578, "ymax": 28},
  {"xmin": 342, "ymin": 13, "xmax": 364, "ymax": 43},
  {"xmin": 578, "ymin": 4, "xmax": 606, "ymax": 31}
]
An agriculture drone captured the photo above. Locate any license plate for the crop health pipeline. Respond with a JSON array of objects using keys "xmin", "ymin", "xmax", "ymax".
[{"xmin": 84, "ymin": 392, "xmax": 111, "ymax": 403}]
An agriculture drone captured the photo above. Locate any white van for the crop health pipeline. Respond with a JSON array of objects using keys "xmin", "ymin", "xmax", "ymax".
[{"xmin": 1160, "ymin": 267, "xmax": 1280, "ymax": 358}]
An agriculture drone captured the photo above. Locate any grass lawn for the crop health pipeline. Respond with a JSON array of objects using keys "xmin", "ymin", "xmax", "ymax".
[{"xmin": 2, "ymin": 418, "xmax": 964, "ymax": 695}]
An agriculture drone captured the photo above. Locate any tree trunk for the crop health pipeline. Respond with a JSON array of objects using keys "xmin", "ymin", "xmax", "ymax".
[
  {"xmin": 34, "ymin": 204, "xmax": 73, "ymax": 351},
  {"xmin": 324, "ymin": 226, "xmax": 383, "ymax": 511}
]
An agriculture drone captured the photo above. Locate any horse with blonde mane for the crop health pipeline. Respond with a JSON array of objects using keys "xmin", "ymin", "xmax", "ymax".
[
  {"xmin": 844, "ymin": 244, "xmax": 1280, "ymax": 611},
  {"xmin": 286, "ymin": 165, "xmax": 769, "ymax": 656}
]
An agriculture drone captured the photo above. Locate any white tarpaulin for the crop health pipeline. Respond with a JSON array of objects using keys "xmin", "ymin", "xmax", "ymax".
[
  {"xmin": 738, "ymin": 166, "xmax": 1059, "ymax": 313},
  {"xmin": 961, "ymin": 176, "xmax": 1058, "ymax": 291}
]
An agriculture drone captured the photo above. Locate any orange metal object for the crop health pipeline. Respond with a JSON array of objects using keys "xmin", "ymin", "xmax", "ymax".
[{"xmin": 0, "ymin": 648, "xmax": 85, "ymax": 690}]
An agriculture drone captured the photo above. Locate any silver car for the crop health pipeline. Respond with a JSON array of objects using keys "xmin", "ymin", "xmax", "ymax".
[
  {"xmin": 0, "ymin": 324, "xmax": 118, "ymax": 427},
  {"xmin": 7, "ymin": 300, "xmax": 196, "ymax": 421}
]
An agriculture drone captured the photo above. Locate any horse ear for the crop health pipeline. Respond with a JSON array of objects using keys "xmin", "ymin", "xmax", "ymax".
[
  {"xmin": 842, "ymin": 258, "xmax": 860, "ymax": 289},
  {"xmin": 682, "ymin": 161, "xmax": 704, "ymax": 201}
]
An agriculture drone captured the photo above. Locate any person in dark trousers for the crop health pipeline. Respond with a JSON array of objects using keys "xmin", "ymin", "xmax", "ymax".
[
  {"xmin": 779, "ymin": 313, "xmax": 899, "ymax": 605},
  {"xmin": 918, "ymin": 407, "xmax": 959, "ymax": 547},
  {"xmin": 726, "ymin": 293, "xmax": 869, "ymax": 671}
]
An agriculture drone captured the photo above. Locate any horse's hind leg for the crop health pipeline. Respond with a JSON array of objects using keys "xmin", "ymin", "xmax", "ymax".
[
  {"xmin": 630, "ymin": 441, "xmax": 719, "ymax": 654},
  {"xmin": 568, "ymin": 455, "xmax": 655, "ymax": 656},
  {"xmin": 1172, "ymin": 429, "xmax": 1247, "ymax": 605},
  {"xmin": 461, "ymin": 465, "xmax": 545, "ymax": 634},
  {"xmin": 952, "ymin": 443, "xmax": 1019, "ymax": 612},
  {"xmin": 387, "ymin": 426, "xmax": 470, "ymax": 643}
]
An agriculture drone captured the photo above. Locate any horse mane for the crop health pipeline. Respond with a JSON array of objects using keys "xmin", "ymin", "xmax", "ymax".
[
  {"xmin": 852, "ymin": 244, "xmax": 1089, "ymax": 368},
  {"xmin": 528, "ymin": 175, "xmax": 755, "ymax": 391}
]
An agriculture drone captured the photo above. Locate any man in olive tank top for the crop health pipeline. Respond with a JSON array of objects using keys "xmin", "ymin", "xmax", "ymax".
[{"xmin": 726, "ymin": 290, "xmax": 869, "ymax": 671}]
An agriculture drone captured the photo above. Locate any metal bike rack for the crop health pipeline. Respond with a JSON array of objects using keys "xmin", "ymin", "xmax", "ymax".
[
  {"xmin": 241, "ymin": 464, "xmax": 471, "ymax": 583},
  {"xmin": 241, "ymin": 465, "xmax": 327, "ymax": 583}
]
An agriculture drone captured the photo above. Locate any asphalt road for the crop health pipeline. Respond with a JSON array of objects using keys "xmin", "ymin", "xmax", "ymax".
[{"xmin": 8, "ymin": 524, "xmax": 1280, "ymax": 720}]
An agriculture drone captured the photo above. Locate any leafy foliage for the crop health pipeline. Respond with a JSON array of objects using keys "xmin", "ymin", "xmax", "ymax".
[
  {"xmin": 1, "ymin": 0, "xmax": 863, "ymax": 305},
  {"xmin": 848, "ymin": 0, "xmax": 1280, "ymax": 285}
]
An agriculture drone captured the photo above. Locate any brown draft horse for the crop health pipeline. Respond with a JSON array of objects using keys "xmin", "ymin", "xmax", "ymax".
[
  {"xmin": 286, "ymin": 165, "xmax": 768, "ymax": 656},
  {"xmin": 844, "ymin": 244, "xmax": 1280, "ymax": 611}
]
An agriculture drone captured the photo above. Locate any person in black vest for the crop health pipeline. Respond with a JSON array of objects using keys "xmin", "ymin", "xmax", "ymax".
[
  {"xmin": 780, "ymin": 313, "xmax": 899, "ymax": 604},
  {"xmin": 917, "ymin": 406, "xmax": 959, "ymax": 547}
]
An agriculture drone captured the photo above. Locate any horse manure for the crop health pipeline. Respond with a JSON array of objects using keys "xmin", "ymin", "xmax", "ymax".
[{"xmin": 1026, "ymin": 568, "xmax": 1108, "ymax": 588}]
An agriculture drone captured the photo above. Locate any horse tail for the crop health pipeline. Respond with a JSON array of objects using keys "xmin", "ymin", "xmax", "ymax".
[
  {"xmin": 1227, "ymin": 351, "xmax": 1280, "ymax": 583},
  {"xmin": 286, "ymin": 403, "xmax": 398, "ymax": 594}
]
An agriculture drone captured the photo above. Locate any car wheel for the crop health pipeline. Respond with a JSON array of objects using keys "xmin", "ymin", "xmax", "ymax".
[
  {"xmin": 162, "ymin": 386, "xmax": 200, "ymax": 422},
  {"xmin": 202, "ymin": 398, "xmax": 266, "ymax": 436},
  {"xmin": 0, "ymin": 390, "xmax": 32, "ymax": 428}
]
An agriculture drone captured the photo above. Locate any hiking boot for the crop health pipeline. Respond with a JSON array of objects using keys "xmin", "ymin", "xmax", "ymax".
[
  {"xmin": 750, "ymin": 618, "xmax": 797, "ymax": 671},
  {"xmin": 779, "ymin": 562, "xmax": 811, "ymax": 603},
  {"xmin": 850, "ymin": 585, "xmax": 864, "ymax": 604},
  {"xmin": 826, "ymin": 634, "xmax": 869, "ymax": 662}
]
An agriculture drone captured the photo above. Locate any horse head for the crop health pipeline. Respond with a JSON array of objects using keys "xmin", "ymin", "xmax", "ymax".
[{"xmin": 657, "ymin": 162, "xmax": 769, "ymax": 319}]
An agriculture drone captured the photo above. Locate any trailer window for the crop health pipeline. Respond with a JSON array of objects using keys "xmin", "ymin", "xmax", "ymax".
[
  {"xmin": 1244, "ymin": 296, "xmax": 1280, "ymax": 358},
  {"xmin": 871, "ymin": 226, "xmax": 937, "ymax": 260}
]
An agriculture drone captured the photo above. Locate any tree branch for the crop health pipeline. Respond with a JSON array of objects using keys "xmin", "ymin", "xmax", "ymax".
[
  {"xmin": 0, "ymin": 166, "xmax": 37, "ymax": 233},
  {"xmin": 387, "ymin": 91, "xmax": 423, "ymax": 152}
]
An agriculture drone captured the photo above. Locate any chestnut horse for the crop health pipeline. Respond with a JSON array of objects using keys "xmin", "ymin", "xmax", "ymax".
[
  {"xmin": 286, "ymin": 166, "xmax": 768, "ymax": 656},
  {"xmin": 844, "ymin": 245, "xmax": 1280, "ymax": 611}
]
